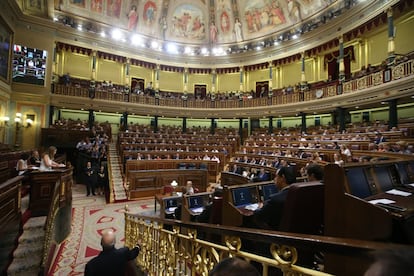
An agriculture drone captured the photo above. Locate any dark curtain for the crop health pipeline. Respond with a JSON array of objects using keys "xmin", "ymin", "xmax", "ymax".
[
  {"xmin": 255, "ymin": 81, "xmax": 269, "ymax": 97},
  {"xmin": 194, "ymin": 84, "xmax": 207, "ymax": 99},
  {"xmin": 324, "ymin": 46, "xmax": 354, "ymax": 80},
  {"xmin": 131, "ymin": 78, "xmax": 144, "ymax": 91}
]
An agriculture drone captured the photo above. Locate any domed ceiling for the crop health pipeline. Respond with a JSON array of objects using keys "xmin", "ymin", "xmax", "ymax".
[{"xmin": 54, "ymin": 0, "xmax": 349, "ymax": 47}]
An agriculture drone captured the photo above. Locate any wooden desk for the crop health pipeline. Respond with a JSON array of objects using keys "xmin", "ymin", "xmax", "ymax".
[
  {"xmin": 364, "ymin": 188, "xmax": 414, "ymax": 220},
  {"xmin": 181, "ymin": 192, "xmax": 213, "ymax": 222},
  {"xmin": 222, "ymin": 181, "xmax": 272, "ymax": 227},
  {"xmin": 325, "ymin": 164, "xmax": 414, "ymax": 244},
  {"xmin": 127, "ymin": 169, "xmax": 208, "ymax": 199},
  {"xmin": 155, "ymin": 194, "xmax": 182, "ymax": 218},
  {"xmin": 29, "ymin": 168, "xmax": 73, "ymax": 216}
]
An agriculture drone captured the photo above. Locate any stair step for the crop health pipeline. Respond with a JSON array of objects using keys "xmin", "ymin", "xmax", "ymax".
[
  {"xmin": 7, "ymin": 253, "xmax": 42, "ymax": 275},
  {"xmin": 23, "ymin": 216, "xmax": 47, "ymax": 230},
  {"xmin": 7, "ymin": 268, "xmax": 40, "ymax": 276},
  {"xmin": 13, "ymin": 243, "xmax": 43, "ymax": 258},
  {"xmin": 18, "ymin": 228, "xmax": 45, "ymax": 244}
]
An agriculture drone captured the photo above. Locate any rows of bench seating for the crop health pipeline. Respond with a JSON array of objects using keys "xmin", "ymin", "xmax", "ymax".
[
  {"xmin": 227, "ymin": 157, "xmax": 327, "ymax": 181},
  {"xmin": 118, "ymin": 129, "xmax": 241, "ymax": 196},
  {"xmin": 118, "ymin": 136, "xmax": 239, "ymax": 149},
  {"xmin": 119, "ymin": 142, "xmax": 235, "ymax": 154},
  {"xmin": 242, "ymin": 138, "xmax": 414, "ymax": 151},
  {"xmin": 122, "ymin": 150, "xmax": 225, "ymax": 171},
  {"xmin": 235, "ymin": 146, "xmax": 413, "ymax": 164},
  {"xmin": 248, "ymin": 129, "xmax": 407, "ymax": 141}
]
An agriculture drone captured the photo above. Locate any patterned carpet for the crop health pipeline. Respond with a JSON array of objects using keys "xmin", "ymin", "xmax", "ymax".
[{"xmin": 50, "ymin": 184, "xmax": 155, "ymax": 275}]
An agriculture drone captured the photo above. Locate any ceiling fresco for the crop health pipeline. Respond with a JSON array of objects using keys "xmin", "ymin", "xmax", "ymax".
[{"xmin": 54, "ymin": 0, "xmax": 339, "ymax": 45}]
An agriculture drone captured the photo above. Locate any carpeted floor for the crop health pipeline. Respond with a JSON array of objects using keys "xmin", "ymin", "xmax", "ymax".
[{"xmin": 50, "ymin": 184, "xmax": 155, "ymax": 275}]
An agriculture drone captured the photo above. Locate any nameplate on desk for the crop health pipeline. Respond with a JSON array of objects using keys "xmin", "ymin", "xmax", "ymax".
[{"xmin": 386, "ymin": 189, "xmax": 412, "ymax": 197}]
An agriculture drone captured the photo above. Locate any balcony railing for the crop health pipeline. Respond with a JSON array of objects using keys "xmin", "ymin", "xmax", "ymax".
[
  {"xmin": 53, "ymin": 59, "xmax": 414, "ymax": 110},
  {"xmin": 125, "ymin": 212, "xmax": 412, "ymax": 276}
]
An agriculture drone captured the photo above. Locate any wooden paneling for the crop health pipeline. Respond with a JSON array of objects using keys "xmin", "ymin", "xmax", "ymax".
[{"xmin": 128, "ymin": 169, "xmax": 208, "ymax": 199}]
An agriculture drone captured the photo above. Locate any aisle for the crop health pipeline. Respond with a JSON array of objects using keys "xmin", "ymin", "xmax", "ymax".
[
  {"xmin": 50, "ymin": 184, "xmax": 154, "ymax": 275},
  {"xmin": 107, "ymin": 142, "xmax": 128, "ymax": 202}
]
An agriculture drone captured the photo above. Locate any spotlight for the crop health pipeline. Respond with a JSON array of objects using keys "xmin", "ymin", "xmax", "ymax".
[{"xmin": 111, "ymin": 29, "xmax": 122, "ymax": 40}]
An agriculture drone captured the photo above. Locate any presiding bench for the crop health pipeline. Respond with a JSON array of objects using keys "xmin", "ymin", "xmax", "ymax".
[
  {"xmin": 128, "ymin": 169, "xmax": 208, "ymax": 199},
  {"xmin": 125, "ymin": 160, "xmax": 219, "ymax": 184}
]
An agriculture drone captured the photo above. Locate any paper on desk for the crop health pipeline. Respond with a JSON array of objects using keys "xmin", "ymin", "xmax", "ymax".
[
  {"xmin": 245, "ymin": 203, "xmax": 259, "ymax": 211},
  {"xmin": 409, "ymin": 183, "xmax": 414, "ymax": 188},
  {"xmin": 386, "ymin": 189, "xmax": 412, "ymax": 197},
  {"xmin": 368, "ymin": 199, "xmax": 396, "ymax": 205}
]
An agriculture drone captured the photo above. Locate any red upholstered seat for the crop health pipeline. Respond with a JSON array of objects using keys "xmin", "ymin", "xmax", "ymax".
[{"xmin": 163, "ymin": 185, "xmax": 174, "ymax": 195}]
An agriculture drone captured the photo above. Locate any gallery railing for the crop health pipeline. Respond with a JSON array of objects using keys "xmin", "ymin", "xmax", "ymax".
[
  {"xmin": 124, "ymin": 212, "xmax": 413, "ymax": 276},
  {"xmin": 53, "ymin": 59, "xmax": 414, "ymax": 110}
]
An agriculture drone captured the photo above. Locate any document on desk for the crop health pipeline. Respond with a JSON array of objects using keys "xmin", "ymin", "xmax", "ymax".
[
  {"xmin": 409, "ymin": 183, "xmax": 414, "ymax": 188},
  {"xmin": 244, "ymin": 203, "xmax": 259, "ymax": 211},
  {"xmin": 368, "ymin": 198, "xmax": 396, "ymax": 205},
  {"xmin": 167, "ymin": 207, "xmax": 178, "ymax": 212},
  {"xmin": 191, "ymin": 207, "xmax": 204, "ymax": 214},
  {"xmin": 386, "ymin": 189, "xmax": 412, "ymax": 197}
]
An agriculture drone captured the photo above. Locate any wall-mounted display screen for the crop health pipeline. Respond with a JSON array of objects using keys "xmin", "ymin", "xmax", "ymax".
[{"xmin": 12, "ymin": 44, "xmax": 47, "ymax": 85}]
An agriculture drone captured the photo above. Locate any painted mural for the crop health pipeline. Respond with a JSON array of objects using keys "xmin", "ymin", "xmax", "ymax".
[
  {"xmin": 169, "ymin": 4, "xmax": 206, "ymax": 42},
  {"xmin": 55, "ymin": 0, "xmax": 333, "ymax": 44}
]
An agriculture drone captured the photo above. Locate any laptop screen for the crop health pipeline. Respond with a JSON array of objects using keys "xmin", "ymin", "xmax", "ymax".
[
  {"xmin": 262, "ymin": 184, "xmax": 277, "ymax": 201},
  {"xmin": 188, "ymin": 196, "xmax": 204, "ymax": 209},
  {"xmin": 165, "ymin": 198, "xmax": 178, "ymax": 209},
  {"xmin": 232, "ymin": 187, "xmax": 253, "ymax": 207},
  {"xmin": 345, "ymin": 167, "xmax": 372, "ymax": 198}
]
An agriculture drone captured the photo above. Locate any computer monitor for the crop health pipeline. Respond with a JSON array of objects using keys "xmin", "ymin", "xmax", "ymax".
[
  {"xmin": 165, "ymin": 198, "xmax": 178, "ymax": 209},
  {"xmin": 345, "ymin": 167, "xmax": 372, "ymax": 198},
  {"xmin": 232, "ymin": 187, "xmax": 253, "ymax": 207},
  {"xmin": 188, "ymin": 195, "xmax": 204, "ymax": 209},
  {"xmin": 261, "ymin": 183, "xmax": 277, "ymax": 201},
  {"xmin": 395, "ymin": 163, "xmax": 410, "ymax": 185},
  {"xmin": 373, "ymin": 165, "xmax": 394, "ymax": 192}
]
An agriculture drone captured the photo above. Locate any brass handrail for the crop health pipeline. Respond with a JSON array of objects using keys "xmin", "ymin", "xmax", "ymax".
[{"xmin": 125, "ymin": 212, "xmax": 412, "ymax": 276}]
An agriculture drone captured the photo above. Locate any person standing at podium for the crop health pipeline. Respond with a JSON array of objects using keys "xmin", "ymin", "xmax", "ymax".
[{"xmin": 40, "ymin": 146, "xmax": 65, "ymax": 171}]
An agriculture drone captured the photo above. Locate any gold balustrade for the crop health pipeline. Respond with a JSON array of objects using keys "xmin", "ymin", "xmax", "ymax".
[{"xmin": 124, "ymin": 212, "xmax": 412, "ymax": 276}]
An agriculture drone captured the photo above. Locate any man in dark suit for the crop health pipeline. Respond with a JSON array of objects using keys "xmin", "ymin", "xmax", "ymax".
[
  {"xmin": 252, "ymin": 166, "xmax": 296, "ymax": 230},
  {"xmin": 84, "ymin": 230, "xmax": 141, "ymax": 276},
  {"xmin": 85, "ymin": 161, "xmax": 96, "ymax": 196}
]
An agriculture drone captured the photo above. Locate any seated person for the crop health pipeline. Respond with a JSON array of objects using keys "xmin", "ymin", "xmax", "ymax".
[
  {"xmin": 252, "ymin": 166, "xmax": 296, "ymax": 230},
  {"xmin": 16, "ymin": 153, "xmax": 30, "ymax": 175},
  {"xmin": 253, "ymin": 168, "xmax": 270, "ymax": 182},
  {"xmin": 28, "ymin": 150, "xmax": 41, "ymax": 166},
  {"xmin": 185, "ymin": 180, "xmax": 195, "ymax": 195},
  {"xmin": 305, "ymin": 164, "xmax": 324, "ymax": 182}
]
